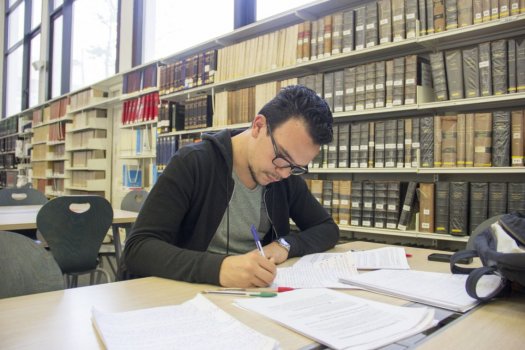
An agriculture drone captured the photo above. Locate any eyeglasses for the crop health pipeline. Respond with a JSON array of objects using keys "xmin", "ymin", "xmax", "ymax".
[{"xmin": 267, "ymin": 122, "xmax": 308, "ymax": 175}]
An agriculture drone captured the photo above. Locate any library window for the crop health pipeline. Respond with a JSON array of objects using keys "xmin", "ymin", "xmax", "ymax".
[
  {"xmin": 51, "ymin": 14, "xmax": 64, "ymax": 98},
  {"xmin": 31, "ymin": 0, "xmax": 42, "ymax": 29},
  {"xmin": 141, "ymin": 0, "xmax": 234, "ymax": 63},
  {"xmin": 5, "ymin": 47, "xmax": 24, "ymax": 117},
  {"xmin": 256, "ymin": 0, "xmax": 316, "ymax": 20},
  {"xmin": 29, "ymin": 33, "xmax": 41, "ymax": 107},
  {"xmin": 70, "ymin": 0, "xmax": 118, "ymax": 91}
]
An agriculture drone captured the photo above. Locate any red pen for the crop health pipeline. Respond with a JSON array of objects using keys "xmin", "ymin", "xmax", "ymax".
[
  {"xmin": 405, "ymin": 253, "xmax": 413, "ymax": 258},
  {"xmin": 276, "ymin": 287, "xmax": 295, "ymax": 293}
]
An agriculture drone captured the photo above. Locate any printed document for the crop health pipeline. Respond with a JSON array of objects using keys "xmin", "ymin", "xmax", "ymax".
[
  {"xmin": 91, "ymin": 294, "xmax": 279, "ymax": 350},
  {"xmin": 293, "ymin": 247, "xmax": 410, "ymax": 270},
  {"xmin": 234, "ymin": 288, "xmax": 434, "ymax": 350},
  {"xmin": 340, "ymin": 269, "xmax": 500, "ymax": 312}
]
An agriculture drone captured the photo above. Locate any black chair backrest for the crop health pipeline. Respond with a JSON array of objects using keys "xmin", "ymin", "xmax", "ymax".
[
  {"xmin": 121, "ymin": 189, "xmax": 149, "ymax": 212},
  {"xmin": 0, "ymin": 231, "xmax": 64, "ymax": 298},
  {"xmin": 36, "ymin": 196, "xmax": 114, "ymax": 274},
  {"xmin": 0, "ymin": 188, "xmax": 48, "ymax": 206}
]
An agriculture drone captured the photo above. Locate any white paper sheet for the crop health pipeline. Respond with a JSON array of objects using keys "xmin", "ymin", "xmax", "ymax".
[
  {"xmin": 92, "ymin": 294, "xmax": 279, "ymax": 350},
  {"xmin": 234, "ymin": 288, "xmax": 434, "ymax": 350}
]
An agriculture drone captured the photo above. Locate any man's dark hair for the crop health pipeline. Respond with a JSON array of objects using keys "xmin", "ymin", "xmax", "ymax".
[{"xmin": 258, "ymin": 85, "xmax": 333, "ymax": 145}]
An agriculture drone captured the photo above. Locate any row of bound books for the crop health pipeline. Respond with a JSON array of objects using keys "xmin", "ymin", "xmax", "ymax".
[
  {"xmin": 430, "ymin": 37, "xmax": 525, "ymax": 101},
  {"xmin": 121, "ymin": 92, "xmax": 159, "ymax": 125},
  {"xmin": 0, "ymin": 117, "xmax": 18, "ymax": 137},
  {"xmin": 310, "ymin": 109, "xmax": 525, "ymax": 169},
  {"xmin": 31, "ymin": 97, "xmax": 68, "ymax": 126},
  {"xmin": 306, "ymin": 178, "xmax": 525, "ymax": 236},
  {"xmin": 0, "ymin": 135, "xmax": 17, "ymax": 153},
  {"xmin": 296, "ymin": 0, "xmax": 525, "ymax": 64},
  {"xmin": 298, "ymin": 54, "xmax": 432, "ymax": 113},
  {"xmin": 158, "ymin": 50, "xmax": 217, "ymax": 96},
  {"xmin": 155, "ymin": 135, "xmax": 201, "ymax": 170},
  {"xmin": 122, "ymin": 63, "xmax": 157, "ymax": 95}
]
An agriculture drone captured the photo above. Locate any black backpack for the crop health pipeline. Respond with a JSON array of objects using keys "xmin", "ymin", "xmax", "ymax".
[{"xmin": 450, "ymin": 212, "xmax": 525, "ymax": 301}]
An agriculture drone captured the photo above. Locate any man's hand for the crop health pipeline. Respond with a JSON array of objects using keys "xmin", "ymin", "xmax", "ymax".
[
  {"xmin": 219, "ymin": 251, "xmax": 277, "ymax": 288},
  {"xmin": 262, "ymin": 241, "xmax": 289, "ymax": 264}
]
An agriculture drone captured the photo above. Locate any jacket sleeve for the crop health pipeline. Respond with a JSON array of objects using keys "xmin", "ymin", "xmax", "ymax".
[
  {"xmin": 122, "ymin": 148, "xmax": 226, "ymax": 285},
  {"xmin": 283, "ymin": 177, "xmax": 340, "ymax": 257}
]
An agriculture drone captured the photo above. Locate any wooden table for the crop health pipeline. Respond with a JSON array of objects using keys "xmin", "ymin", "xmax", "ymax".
[
  {"xmin": 0, "ymin": 241, "xmax": 524, "ymax": 349},
  {"xmin": 0, "ymin": 205, "xmax": 138, "ymax": 262}
]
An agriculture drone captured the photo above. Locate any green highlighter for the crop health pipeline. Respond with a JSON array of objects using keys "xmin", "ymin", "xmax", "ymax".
[{"xmin": 203, "ymin": 290, "xmax": 278, "ymax": 297}]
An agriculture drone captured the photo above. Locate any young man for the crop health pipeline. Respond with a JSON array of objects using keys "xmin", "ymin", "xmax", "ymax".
[{"xmin": 121, "ymin": 85, "xmax": 339, "ymax": 287}]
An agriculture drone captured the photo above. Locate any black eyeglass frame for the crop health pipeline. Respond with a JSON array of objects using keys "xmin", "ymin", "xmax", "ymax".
[{"xmin": 266, "ymin": 122, "xmax": 309, "ymax": 176}]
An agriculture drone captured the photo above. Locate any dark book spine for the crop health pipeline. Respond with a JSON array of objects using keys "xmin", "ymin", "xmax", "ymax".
[
  {"xmin": 344, "ymin": 67, "xmax": 356, "ymax": 111},
  {"xmin": 368, "ymin": 121, "xmax": 375, "ymax": 168},
  {"xmin": 470, "ymin": 182, "xmax": 489, "ymax": 234},
  {"xmin": 491, "ymin": 39, "xmax": 508, "ymax": 96},
  {"xmin": 324, "ymin": 72, "xmax": 335, "ymax": 112},
  {"xmin": 365, "ymin": 63, "xmax": 376, "ymax": 110},
  {"xmin": 387, "ymin": 181, "xmax": 401, "ymax": 229},
  {"xmin": 374, "ymin": 181, "xmax": 388, "ymax": 228},
  {"xmin": 405, "ymin": 0, "xmax": 418, "ymax": 39},
  {"xmin": 327, "ymin": 124, "xmax": 339, "ymax": 169},
  {"xmin": 419, "ymin": 0, "xmax": 428, "ymax": 36},
  {"xmin": 488, "ymin": 182, "xmax": 508, "ymax": 217},
  {"xmin": 474, "ymin": 112, "xmax": 493, "ymax": 167},
  {"xmin": 355, "ymin": 65, "xmax": 366, "ymax": 111},
  {"xmin": 322, "ymin": 180, "xmax": 333, "ymax": 217},
  {"xmin": 354, "ymin": 6, "xmax": 366, "ymax": 50},
  {"xmin": 338, "ymin": 123, "xmax": 350, "ymax": 168},
  {"xmin": 508, "ymin": 182, "xmax": 525, "ymax": 215},
  {"xmin": 435, "ymin": 181, "xmax": 450, "ymax": 234},
  {"xmin": 392, "ymin": 0, "xmax": 406, "ymax": 42},
  {"xmin": 411, "ymin": 117, "xmax": 421, "ymax": 167},
  {"xmin": 365, "ymin": 2, "xmax": 378, "ymax": 48},
  {"xmin": 342, "ymin": 10, "xmax": 355, "ymax": 53},
  {"xmin": 398, "ymin": 181, "xmax": 418, "ymax": 230},
  {"xmin": 404, "ymin": 55, "xmax": 417, "ymax": 105},
  {"xmin": 420, "ymin": 116, "xmax": 435, "ymax": 168},
  {"xmin": 463, "ymin": 46, "xmax": 480, "ymax": 98},
  {"xmin": 511, "ymin": 109, "xmax": 524, "ymax": 166},
  {"xmin": 350, "ymin": 122, "xmax": 361, "ymax": 168},
  {"xmin": 385, "ymin": 60, "xmax": 394, "ymax": 107},
  {"xmin": 445, "ymin": 49, "xmax": 464, "ymax": 100},
  {"xmin": 351, "ymin": 181, "xmax": 363, "ymax": 226},
  {"xmin": 384, "ymin": 119, "xmax": 397, "ymax": 168},
  {"xmin": 396, "ymin": 119, "xmax": 405, "ymax": 168},
  {"xmin": 375, "ymin": 60, "xmax": 386, "ymax": 108},
  {"xmin": 516, "ymin": 37, "xmax": 525, "ymax": 93},
  {"xmin": 359, "ymin": 122, "xmax": 370, "ymax": 168},
  {"xmin": 445, "ymin": 0, "xmax": 459, "ymax": 30},
  {"xmin": 492, "ymin": 110, "xmax": 511, "ymax": 167},
  {"xmin": 362, "ymin": 181, "xmax": 375, "ymax": 227},
  {"xmin": 378, "ymin": 0, "xmax": 392, "ymax": 44},
  {"xmin": 375, "ymin": 121, "xmax": 386, "ymax": 168},
  {"xmin": 508, "ymin": 38, "xmax": 517, "ymax": 93},
  {"xmin": 392, "ymin": 57, "xmax": 405, "ymax": 106},
  {"xmin": 426, "ymin": 0, "xmax": 435, "ymax": 34},
  {"xmin": 479, "ymin": 42, "xmax": 493, "ymax": 96},
  {"xmin": 430, "ymin": 52, "xmax": 448, "ymax": 101},
  {"xmin": 334, "ymin": 70, "xmax": 345, "ymax": 113},
  {"xmin": 449, "ymin": 182, "xmax": 469, "ymax": 236}
]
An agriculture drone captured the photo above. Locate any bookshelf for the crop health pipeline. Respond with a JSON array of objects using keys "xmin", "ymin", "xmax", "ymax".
[
  {"xmin": 64, "ymin": 88, "xmax": 113, "ymax": 199},
  {"xmin": 0, "ymin": 116, "xmax": 19, "ymax": 188},
  {"xmin": 154, "ymin": 0, "xmax": 525, "ymax": 249}
]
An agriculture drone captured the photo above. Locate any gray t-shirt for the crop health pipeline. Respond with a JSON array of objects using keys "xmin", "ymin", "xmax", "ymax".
[{"xmin": 207, "ymin": 171, "xmax": 271, "ymax": 255}]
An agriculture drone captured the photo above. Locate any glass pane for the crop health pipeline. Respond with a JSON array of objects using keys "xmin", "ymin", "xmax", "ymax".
[
  {"xmin": 32, "ymin": 0, "xmax": 43, "ymax": 29},
  {"xmin": 256, "ymin": 0, "xmax": 316, "ymax": 21},
  {"xmin": 142, "ymin": 0, "xmax": 233, "ymax": 63},
  {"xmin": 7, "ymin": 3, "xmax": 25, "ymax": 48},
  {"xmin": 8, "ymin": 0, "xmax": 18, "ymax": 8},
  {"xmin": 6, "ymin": 47, "xmax": 24, "ymax": 117},
  {"xmin": 51, "ymin": 15, "xmax": 63, "ymax": 98},
  {"xmin": 29, "ymin": 33, "xmax": 42, "ymax": 107},
  {"xmin": 53, "ymin": 0, "xmax": 64, "ymax": 10},
  {"xmin": 71, "ymin": 0, "xmax": 118, "ymax": 90}
]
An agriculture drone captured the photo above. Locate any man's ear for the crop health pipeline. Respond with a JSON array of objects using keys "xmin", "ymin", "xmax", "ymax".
[{"xmin": 251, "ymin": 115, "xmax": 266, "ymax": 137}]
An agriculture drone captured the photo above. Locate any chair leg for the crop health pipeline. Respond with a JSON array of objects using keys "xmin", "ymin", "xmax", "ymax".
[{"xmin": 95, "ymin": 268, "xmax": 112, "ymax": 284}]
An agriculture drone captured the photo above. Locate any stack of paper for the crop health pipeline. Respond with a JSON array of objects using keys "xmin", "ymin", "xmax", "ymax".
[
  {"xmin": 234, "ymin": 288, "xmax": 434, "ymax": 350},
  {"xmin": 340, "ymin": 269, "xmax": 500, "ymax": 312},
  {"xmin": 92, "ymin": 294, "xmax": 279, "ymax": 350}
]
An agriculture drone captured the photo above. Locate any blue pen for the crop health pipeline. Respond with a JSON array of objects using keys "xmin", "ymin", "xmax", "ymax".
[{"xmin": 250, "ymin": 224, "xmax": 266, "ymax": 258}]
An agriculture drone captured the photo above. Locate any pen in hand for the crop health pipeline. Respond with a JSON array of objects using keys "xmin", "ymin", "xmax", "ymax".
[{"xmin": 250, "ymin": 224, "xmax": 266, "ymax": 258}]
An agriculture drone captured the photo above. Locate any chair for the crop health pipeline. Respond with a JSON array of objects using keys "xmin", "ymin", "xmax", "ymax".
[
  {"xmin": 0, "ymin": 231, "xmax": 64, "ymax": 298},
  {"xmin": 36, "ymin": 195, "xmax": 114, "ymax": 288},
  {"xmin": 0, "ymin": 187, "xmax": 48, "ymax": 240},
  {"xmin": 0, "ymin": 187, "xmax": 48, "ymax": 205},
  {"xmin": 466, "ymin": 215, "xmax": 504, "ymax": 250},
  {"xmin": 98, "ymin": 190, "xmax": 149, "ymax": 276}
]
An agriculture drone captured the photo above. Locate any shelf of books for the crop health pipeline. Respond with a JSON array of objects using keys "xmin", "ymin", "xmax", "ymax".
[
  {"xmin": 64, "ymin": 88, "xmax": 113, "ymax": 199},
  {"xmin": 29, "ymin": 97, "xmax": 70, "ymax": 196},
  {"xmin": 0, "ymin": 116, "xmax": 20, "ymax": 188},
  {"xmin": 151, "ymin": 0, "xmax": 525, "ymax": 247},
  {"xmin": 113, "ymin": 64, "xmax": 159, "ymax": 206}
]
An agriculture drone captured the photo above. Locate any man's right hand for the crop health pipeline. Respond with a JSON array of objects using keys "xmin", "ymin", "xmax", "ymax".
[{"xmin": 219, "ymin": 251, "xmax": 277, "ymax": 288}]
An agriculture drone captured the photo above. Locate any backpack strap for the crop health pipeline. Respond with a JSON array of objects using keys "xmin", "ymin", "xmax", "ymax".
[
  {"xmin": 450, "ymin": 250, "xmax": 478, "ymax": 274},
  {"xmin": 465, "ymin": 266, "xmax": 508, "ymax": 302}
]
